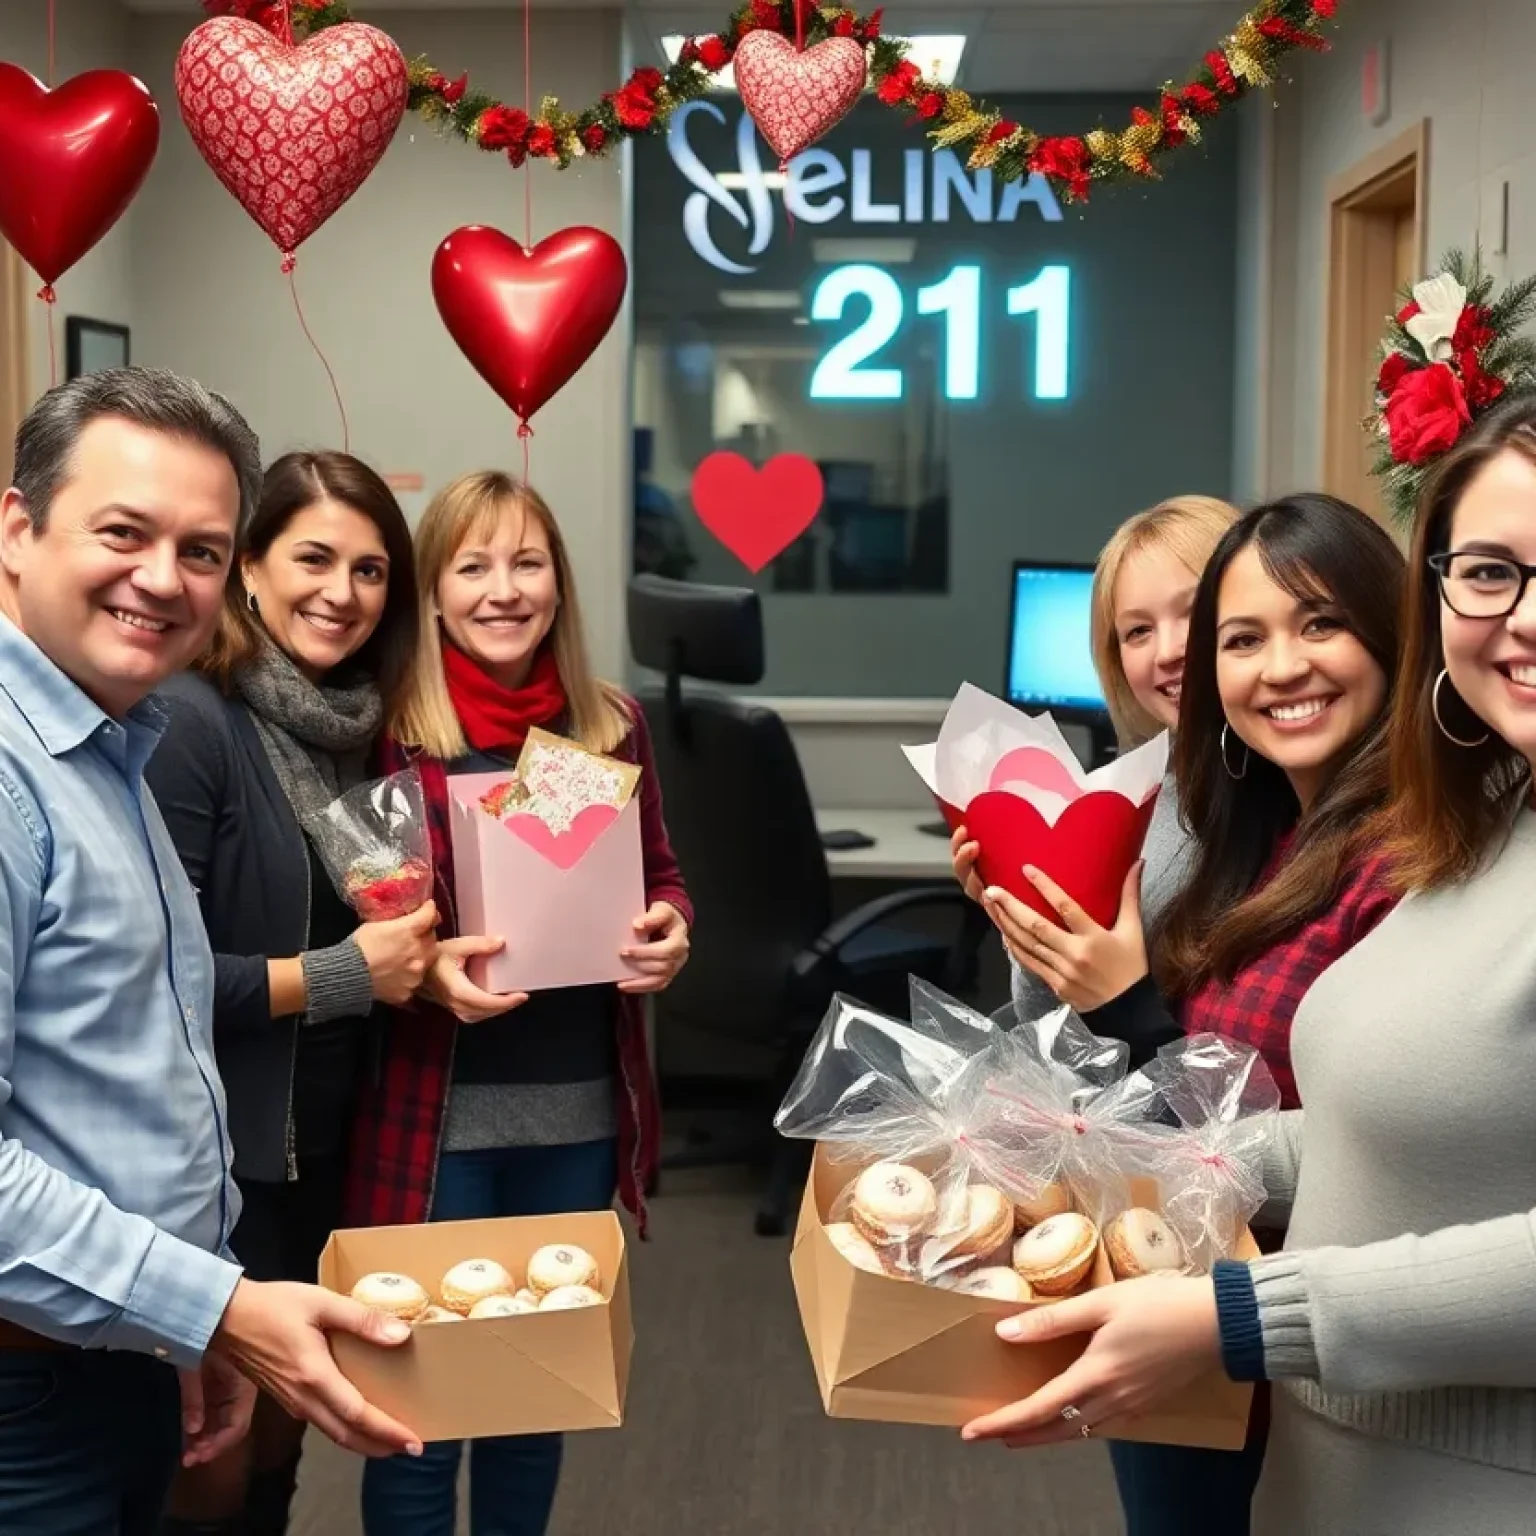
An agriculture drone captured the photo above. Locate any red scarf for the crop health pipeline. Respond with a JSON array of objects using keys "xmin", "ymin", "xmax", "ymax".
[{"xmin": 442, "ymin": 641, "xmax": 568, "ymax": 755}]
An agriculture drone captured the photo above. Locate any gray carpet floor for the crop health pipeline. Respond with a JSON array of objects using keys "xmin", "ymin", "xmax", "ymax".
[{"xmin": 291, "ymin": 1171, "xmax": 1124, "ymax": 1536}]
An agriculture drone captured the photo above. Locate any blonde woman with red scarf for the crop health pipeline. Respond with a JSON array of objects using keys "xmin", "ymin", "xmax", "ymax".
[{"xmin": 349, "ymin": 472, "xmax": 691, "ymax": 1536}]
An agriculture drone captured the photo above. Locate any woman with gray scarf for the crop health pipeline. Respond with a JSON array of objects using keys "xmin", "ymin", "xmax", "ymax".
[{"xmin": 145, "ymin": 451, "xmax": 432, "ymax": 1536}]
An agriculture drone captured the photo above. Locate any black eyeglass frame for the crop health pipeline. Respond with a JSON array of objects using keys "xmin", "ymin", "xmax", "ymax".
[{"xmin": 1427, "ymin": 550, "xmax": 1536, "ymax": 619}]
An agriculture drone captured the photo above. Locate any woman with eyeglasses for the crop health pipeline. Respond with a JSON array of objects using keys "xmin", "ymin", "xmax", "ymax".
[
  {"xmin": 959, "ymin": 390, "xmax": 1536, "ymax": 1536},
  {"xmin": 979, "ymin": 494, "xmax": 1405, "ymax": 1535}
]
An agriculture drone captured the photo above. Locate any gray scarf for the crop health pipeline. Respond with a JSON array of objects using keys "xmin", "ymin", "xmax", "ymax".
[{"xmin": 235, "ymin": 637, "xmax": 383, "ymax": 834}]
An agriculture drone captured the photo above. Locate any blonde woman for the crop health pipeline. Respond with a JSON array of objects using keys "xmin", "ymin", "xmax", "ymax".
[
  {"xmin": 348, "ymin": 473, "xmax": 691, "ymax": 1536},
  {"xmin": 952, "ymin": 496, "xmax": 1240, "ymax": 1026}
]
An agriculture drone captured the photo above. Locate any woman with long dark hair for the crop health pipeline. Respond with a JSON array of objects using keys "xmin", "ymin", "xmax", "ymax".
[
  {"xmin": 983, "ymin": 495, "xmax": 1405, "ymax": 1533},
  {"xmin": 148, "ymin": 452, "xmax": 434, "ymax": 1536},
  {"xmin": 963, "ymin": 393, "xmax": 1536, "ymax": 1536}
]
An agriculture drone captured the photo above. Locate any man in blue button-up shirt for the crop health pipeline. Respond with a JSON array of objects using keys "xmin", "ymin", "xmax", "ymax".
[{"xmin": 0, "ymin": 370, "xmax": 419, "ymax": 1535}]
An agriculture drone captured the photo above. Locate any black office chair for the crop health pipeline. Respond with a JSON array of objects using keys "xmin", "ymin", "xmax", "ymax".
[{"xmin": 628, "ymin": 574, "xmax": 990, "ymax": 1236}]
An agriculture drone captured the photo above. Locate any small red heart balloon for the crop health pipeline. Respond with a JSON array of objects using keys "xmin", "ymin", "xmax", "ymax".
[
  {"xmin": 690, "ymin": 452, "xmax": 825, "ymax": 573},
  {"xmin": 0, "ymin": 65, "xmax": 160, "ymax": 287},
  {"xmin": 431, "ymin": 225, "xmax": 629, "ymax": 426},
  {"xmin": 966, "ymin": 788, "xmax": 1161, "ymax": 930}
]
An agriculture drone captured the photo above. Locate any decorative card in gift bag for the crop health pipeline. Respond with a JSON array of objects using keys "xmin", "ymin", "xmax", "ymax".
[
  {"xmin": 447, "ymin": 730, "xmax": 645, "ymax": 994},
  {"xmin": 904, "ymin": 683, "xmax": 1168, "ymax": 929}
]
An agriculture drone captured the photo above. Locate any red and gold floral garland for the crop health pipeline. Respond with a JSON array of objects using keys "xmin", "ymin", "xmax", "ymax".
[{"xmin": 202, "ymin": 0, "xmax": 1339, "ymax": 202}]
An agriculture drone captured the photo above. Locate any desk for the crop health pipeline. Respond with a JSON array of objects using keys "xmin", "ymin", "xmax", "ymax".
[{"xmin": 815, "ymin": 808, "xmax": 955, "ymax": 881}]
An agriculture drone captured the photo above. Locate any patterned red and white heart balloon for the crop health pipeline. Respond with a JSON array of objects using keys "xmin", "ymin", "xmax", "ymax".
[
  {"xmin": 175, "ymin": 17, "xmax": 408, "ymax": 257},
  {"xmin": 733, "ymin": 31, "xmax": 867, "ymax": 166}
]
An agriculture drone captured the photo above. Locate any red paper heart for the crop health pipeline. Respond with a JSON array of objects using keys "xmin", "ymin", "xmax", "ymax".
[
  {"xmin": 966, "ymin": 788, "xmax": 1161, "ymax": 930},
  {"xmin": 175, "ymin": 17, "xmax": 407, "ymax": 255},
  {"xmin": 432, "ymin": 225, "xmax": 629, "ymax": 426},
  {"xmin": 734, "ymin": 31, "xmax": 867, "ymax": 164},
  {"xmin": 989, "ymin": 746, "xmax": 1083, "ymax": 804},
  {"xmin": 0, "ymin": 66, "xmax": 159, "ymax": 287},
  {"xmin": 690, "ymin": 452, "xmax": 824, "ymax": 573},
  {"xmin": 504, "ymin": 803, "xmax": 620, "ymax": 872}
]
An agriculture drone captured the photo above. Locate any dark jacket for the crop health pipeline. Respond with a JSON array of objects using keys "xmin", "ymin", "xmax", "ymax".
[{"xmin": 145, "ymin": 672, "xmax": 319, "ymax": 1183}]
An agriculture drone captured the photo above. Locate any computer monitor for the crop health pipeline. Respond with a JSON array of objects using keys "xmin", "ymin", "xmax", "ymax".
[{"xmin": 1004, "ymin": 560, "xmax": 1115, "ymax": 765}]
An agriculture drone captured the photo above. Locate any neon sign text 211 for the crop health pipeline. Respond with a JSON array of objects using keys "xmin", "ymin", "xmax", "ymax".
[{"xmin": 808, "ymin": 263, "xmax": 1072, "ymax": 403}]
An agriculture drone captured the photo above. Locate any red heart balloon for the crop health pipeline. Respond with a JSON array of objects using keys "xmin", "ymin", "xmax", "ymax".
[
  {"xmin": 965, "ymin": 788, "xmax": 1161, "ymax": 930},
  {"xmin": 690, "ymin": 452, "xmax": 825, "ymax": 573},
  {"xmin": 0, "ymin": 66, "xmax": 159, "ymax": 287},
  {"xmin": 431, "ymin": 225, "xmax": 629, "ymax": 426},
  {"xmin": 175, "ymin": 17, "xmax": 408, "ymax": 256}
]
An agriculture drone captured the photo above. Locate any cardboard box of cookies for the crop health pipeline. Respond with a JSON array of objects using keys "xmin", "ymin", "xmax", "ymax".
[
  {"xmin": 790, "ymin": 1145, "xmax": 1255, "ymax": 1449},
  {"xmin": 318, "ymin": 1211, "xmax": 631, "ymax": 1442}
]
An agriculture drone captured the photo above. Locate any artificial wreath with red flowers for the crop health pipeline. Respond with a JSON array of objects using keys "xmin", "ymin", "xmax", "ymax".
[
  {"xmin": 199, "ymin": 0, "xmax": 1340, "ymax": 201},
  {"xmin": 1369, "ymin": 250, "xmax": 1536, "ymax": 524}
]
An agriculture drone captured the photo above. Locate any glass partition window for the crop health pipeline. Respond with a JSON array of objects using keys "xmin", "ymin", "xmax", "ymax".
[{"xmin": 632, "ymin": 94, "xmax": 1238, "ymax": 697}]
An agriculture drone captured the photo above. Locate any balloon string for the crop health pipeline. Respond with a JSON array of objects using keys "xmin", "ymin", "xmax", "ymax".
[
  {"xmin": 285, "ymin": 258, "xmax": 350, "ymax": 452},
  {"xmin": 46, "ymin": 0, "xmax": 55, "ymax": 85},
  {"xmin": 279, "ymin": 0, "xmax": 296, "ymax": 46},
  {"xmin": 38, "ymin": 288, "xmax": 56, "ymax": 388},
  {"xmin": 519, "ymin": 421, "xmax": 532, "ymax": 482},
  {"xmin": 523, "ymin": 0, "xmax": 532, "ymax": 252},
  {"xmin": 793, "ymin": 0, "xmax": 807, "ymax": 52}
]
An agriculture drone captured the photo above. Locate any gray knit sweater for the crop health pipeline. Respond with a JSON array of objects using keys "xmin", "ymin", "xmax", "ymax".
[
  {"xmin": 1246, "ymin": 807, "xmax": 1536, "ymax": 1473},
  {"xmin": 1009, "ymin": 772, "xmax": 1191, "ymax": 1025}
]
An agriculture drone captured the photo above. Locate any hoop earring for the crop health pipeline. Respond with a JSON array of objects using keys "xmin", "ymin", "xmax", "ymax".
[
  {"xmin": 1220, "ymin": 723, "xmax": 1249, "ymax": 780},
  {"xmin": 1432, "ymin": 669, "xmax": 1489, "ymax": 748},
  {"xmin": 245, "ymin": 589, "xmax": 258, "ymax": 615}
]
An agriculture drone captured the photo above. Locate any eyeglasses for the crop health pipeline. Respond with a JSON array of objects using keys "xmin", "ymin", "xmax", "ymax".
[{"xmin": 1428, "ymin": 550, "xmax": 1536, "ymax": 618}]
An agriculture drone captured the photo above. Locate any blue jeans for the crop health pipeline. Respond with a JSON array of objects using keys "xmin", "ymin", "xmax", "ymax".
[
  {"xmin": 1108, "ymin": 1409, "xmax": 1267, "ymax": 1536},
  {"xmin": 0, "ymin": 1347, "xmax": 182, "ymax": 1535},
  {"xmin": 361, "ymin": 1138, "xmax": 619, "ymax": 1536}
]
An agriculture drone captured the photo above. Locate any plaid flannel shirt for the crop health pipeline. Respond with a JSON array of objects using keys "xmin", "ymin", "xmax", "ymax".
[
  {"xmin": 1178, "ymin": 843, "xmax": 1400, "ymax": 1108},
  {"xmin": 345, "ymin": 702, "xmax": 690, "ymax": 1236}
]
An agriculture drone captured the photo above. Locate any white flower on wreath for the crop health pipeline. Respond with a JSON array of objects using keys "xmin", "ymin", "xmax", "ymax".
[{"xmin": 1405, "ymin": 272, "xmax": 1469, "ymax": 361}]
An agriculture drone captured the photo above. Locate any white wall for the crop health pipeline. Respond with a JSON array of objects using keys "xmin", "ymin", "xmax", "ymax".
[
  {"xmin": 128, "ymin": 8, "xmax": 631, "ymax": 673},
  {"xmin": 1263, "ymin": 0, "xmax": 1536, "ymax": 491},
  {"xmin": 0, "ymin": 0, "xmax": 135, "ymax": 400}
]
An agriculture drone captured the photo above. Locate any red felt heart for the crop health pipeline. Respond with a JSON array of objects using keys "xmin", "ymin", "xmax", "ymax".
[
  {"xmin": 966, "ymin": 788, "xmax": 1161, "ymax": 930},
  {"xmin": 733, "ymin": 31, "xmax": 867, "ymax": 164},
  {"xmin": 690, "ymin": 452, "xmax": 825, "ymax": 573},
  {"xmin": 175, "ymin": 17, "xmax": 408, "ymax": 256},
  {"xmin": 0, "ymin": 65, "xmax": 159, "ymax": 287},
  {"xmin": 432, "ymin": 225, "xmax": 629, "ymax": 426},
  {"xmin": 504, "ymin": 803, "xmax": 620, "ymax": 872},
  {"xmin": 989, "ymin": 746, "xmax": 1083, "ymax": 804}
]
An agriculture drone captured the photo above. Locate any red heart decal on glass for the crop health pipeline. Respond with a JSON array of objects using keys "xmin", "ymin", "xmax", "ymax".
[
  {"xmin": 504, "ymin": 803, "xmax": 620, "ymax": 872},
  {"xmin": 734, "ymin": 31, "xmax": 867, "ymax": 164},
  {"xmin": 0, "ymin": 65, "xmax": 160, "ymax": 287},
  {"xmin": 690, "ymin": 452, "xmax": 824, "ymax": 573},
  {"xmin": 175, "ymin": 17, "xmax": 408, "ymax": 256},
  {"xmin": 966, "ymin": 788, "xmax": 1161, "ymax": 930},
  {"xmin": 432, "ymin": 224, "xmax": 629, "ymax": 426},
  {"xmin": 989, "ymin": 746, "xmax": 1083, "ymax": 804}
]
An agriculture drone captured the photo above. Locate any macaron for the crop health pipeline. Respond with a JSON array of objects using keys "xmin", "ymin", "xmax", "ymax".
[
  {"xmin": 440, "ymin": 1258, "xmax": 516, "ymax": 1316},
  {"xmin": 468, "ymin": 1293, "xmax": 536, "ymax": 1319},
  {"xmin": 1012, "ymin": 1212, "xmax": 1100, "ymax": 1297},
  {"xmin": 1104, "ymin": 1208, "xmax": 1187, "ymax": 1280},
  {"xmin": 415, "ymin": 1304, "xmax": 464, "ymax": 1324},
  {"xmin": 1012, "ymin": 1181, "xmax": 1075, "ymax": 1234},
  {"xmin": 824, "ymin": 1221, "xmax": 889, "ymax": 1276},
  {"xmin": 945, "ymin": 1184, "xmax": 1015, "ymax": 1261},
  {"xmin": 539, "ymin": 1284, "xmax": 604, "ymax": 1311},
  {"xmin": 526, "ymin": 1244, "xmax": 601, "ymax": 1297},
  {"xmin": 349, "ymin": 1271, "xmax": 430, "ymax": 1321},
  {"xmin": 943, "ymin": 1266, "xmax": 1034, "ymax": 1303},
  {"xmin": 848, "ymin": 1162, "xmax": 938, "ymax": 1248}
]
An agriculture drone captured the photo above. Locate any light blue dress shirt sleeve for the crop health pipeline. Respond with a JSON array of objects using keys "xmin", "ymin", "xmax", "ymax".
[{"xmin": 0, "ymin": 773, "xmax": 242, "ymax": 1368}]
